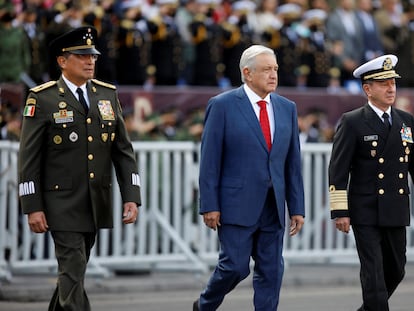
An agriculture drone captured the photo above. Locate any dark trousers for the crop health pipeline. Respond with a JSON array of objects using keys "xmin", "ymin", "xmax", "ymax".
[
  {"xmin": 353, "ymin": 225, "xmax": 406, "ymax": 311},
  {"xmin": 199, "ymin": 189, "xmax": 284, "ymax": 311},
  {"xmin": 48, "ymin": 231, "xmax": 96, "ymax": 311}
]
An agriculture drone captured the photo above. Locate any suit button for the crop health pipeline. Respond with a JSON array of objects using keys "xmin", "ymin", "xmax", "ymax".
[
  {"xmin": 88, "ymin": 136, "xmax": 93, "ymax": 142},
  {"xmin": 87, "ymin": 118, "xmax": 92, "ymax": 124},
  {"xmin": 88, "ymin": 154, "xmax": 94, "ymax": 160},
  {"xmin": 378, "ymin": 158, "xmax": 384, "ymax": 163},
  {"xmin": 399, "ymin": 189, "xmax": 404, "ymax": 194},
  {"xmin": 378, "ymin": 173, "xmax": 384, "ymax": 179},
  {"xmin": 89, "ymin": 172, "xmax": 95, "ymax": 179},
  {"xmin": 54, "ymin": 185, "xmax": 59, "ymax": 190},
  {"xmin": 399, "ymin": 173, "xmax": 404, "ymax": 178},
  {"xmin": 379, "ymin": 189, "xmax": 384, "ymax": 195},
  {"xmin": 399, "ymin": 157, "xmax": 404, "ymax": 162}
]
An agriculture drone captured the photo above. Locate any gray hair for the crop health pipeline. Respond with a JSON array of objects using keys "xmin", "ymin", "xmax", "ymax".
[{"xmin": 239, "ymin": 45, "xmax": 276, "ymax": 83}]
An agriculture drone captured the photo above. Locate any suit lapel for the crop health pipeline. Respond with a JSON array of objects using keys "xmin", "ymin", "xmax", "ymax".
[{"xmin": 235, "ymin": 87, "xmax": 269, "ymax": 151}]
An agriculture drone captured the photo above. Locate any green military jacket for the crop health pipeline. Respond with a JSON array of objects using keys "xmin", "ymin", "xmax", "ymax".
[{"xmin": 18, "ymin": 77, "xmax": 141, "ymax": 231}]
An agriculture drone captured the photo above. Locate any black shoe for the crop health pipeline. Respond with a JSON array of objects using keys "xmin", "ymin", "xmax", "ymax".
[{"xmin": 193, "ymin": 299, "xmax": 199, "ymax": 311}]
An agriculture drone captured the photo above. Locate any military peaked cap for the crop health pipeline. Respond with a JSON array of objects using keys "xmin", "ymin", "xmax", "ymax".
[{"xmin": 49, "ymin": 26, "xmax": 101, "ymax": 57}]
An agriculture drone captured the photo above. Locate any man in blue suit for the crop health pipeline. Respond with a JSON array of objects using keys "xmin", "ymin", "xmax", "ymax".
[{"xmin": 193, "ymin": 45, "xmax": 305, "ymax": 311}]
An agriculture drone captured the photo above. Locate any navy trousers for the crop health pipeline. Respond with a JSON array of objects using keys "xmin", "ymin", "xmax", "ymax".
[{"xmin": 199, "ymin": 189, "xmax": 285, "ymax": 310}]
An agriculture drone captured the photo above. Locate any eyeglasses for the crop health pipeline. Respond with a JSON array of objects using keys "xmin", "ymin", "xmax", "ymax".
[{"xmin": 71, "ymin": 54, "xmax": 99, "ymax": 61}]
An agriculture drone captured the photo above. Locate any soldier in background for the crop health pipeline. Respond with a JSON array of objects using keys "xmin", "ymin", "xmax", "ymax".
[
  {"xmin": 189, "ymin": 0, "xmax": 222, "ymax": 86},
  {"xmin": 220, "ymin": 0, "xmax": 255, "ymax": 87},
  {"xmin": 276, "ymin": 3, "xmax": 304, "ymax": 87},
  {"xmin": 0, "ymin": 3, "xmax": 31, "ymax": 83},
  {"xmin": 84, "ymin": 0, "xmax": 119, "ymax": 84},
  {"xmin": 175, "ymin": 0, "xmax": 198, "ymax": 86},
  {"xmin": 147, "ymin": 0, "xmax": 182, "ymax": 85},
  {"xmin": 116, "ymin": 0, "xmax": 151, "ymax": 85},
  {"xmin": 19, "ymin": 5, "xmax": 49, "ymax": 85},
  {"xmin": 297, "ymin": 8, "xmax": 334, "ymax": 87},
  {"xmin": 248, "ymin": 0, "xmax": 283, "ymax": 50}
]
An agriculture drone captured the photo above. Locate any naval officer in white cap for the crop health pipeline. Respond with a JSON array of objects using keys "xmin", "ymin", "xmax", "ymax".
[{"xmin": 328, "ymin": 54, "xmax": 414, "ymax": 311}]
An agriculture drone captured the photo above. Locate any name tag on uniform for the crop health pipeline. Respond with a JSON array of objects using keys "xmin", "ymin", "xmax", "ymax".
[
  {"xmin": 364, "ymin": 135, "xmax": 378, "ymax": 141},
  {"xmin": 53, "ymin": 110, "xmax": 74, "ymax": 124},
  {"xmin": 98, "ymin": 100, "xmax": 115, "ymax": 120}
]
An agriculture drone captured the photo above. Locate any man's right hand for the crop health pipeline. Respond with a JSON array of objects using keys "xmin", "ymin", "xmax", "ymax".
[
  {"xmin": 202, "ymin": 211, "xmax": 221, "ymax": 231},
  {"xmin": 28, "ymin": 211, "xmax": 49, "ymax": 233},
  {"xmin": 335, "ymin": 217, "xmax": 350, "ymax": 234}
]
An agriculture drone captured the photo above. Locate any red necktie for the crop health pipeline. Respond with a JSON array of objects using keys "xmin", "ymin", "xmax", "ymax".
[{"xmin": 257, "ymin": 100, "xmax": 272, "ymax": 150}]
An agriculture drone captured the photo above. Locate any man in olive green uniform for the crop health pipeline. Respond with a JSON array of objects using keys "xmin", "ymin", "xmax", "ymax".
[
  {"xmin": 329, "ymin": 54, "xmax": 414, "ymax": 311},
  {"xmin": 18, "ymin": 26, "xmax": 141, "ymax": 311}
]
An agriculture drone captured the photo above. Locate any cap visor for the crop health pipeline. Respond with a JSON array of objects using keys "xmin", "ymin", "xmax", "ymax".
[{"xmin": 70, "ymin": 48, "xmax": 101, "ymax": 55}]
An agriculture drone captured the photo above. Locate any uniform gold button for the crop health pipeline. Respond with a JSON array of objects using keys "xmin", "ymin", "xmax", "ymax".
[
  {"xmin": 108, "ymin": 122, "xmax": 112, "ymax": 126},
  {"xmin": 378, "ymin": 158, "xmax": 384, "ymax": 163},
  {"xmin": 399, "ymin": 189, "xmax": 404, "ymax": 194},
  {"xmin": 379, "ymin": 189, "xmax": 384, "ymax": 195},
  {"xmin": 88, "ymin": 136, "xmax": 93, "ymax": 142},
  {"xmin": 372, "ymin": 141, "xmax": 377, "ymax": 147},
  {"xmin": 89, "ymin": 172, "xmax": 95, "ymax": 179},
  {"xmin": 399, "ymin": 173, "xmax": 404, "ymax": 178},
  {"xmin": 378, "ymin": 173, "xmax": 384, "ymax": 179},
  {"xmin": 88, "ymin": 154, "xmax": 94, "ymax": 160},
  {"xmin": 54, "ymin": 185, "xmax": 59, "ymax": 190},
  {"xmin": 403, "ymin": 141, "xmax": 407, "ymax": 146},
  {"xmin": 63, "ymin": 124, "xmax": 67, "ymax": 128},
  {"xmin": 399, "ymin": 157, "xmax": 404, "ymax": 162},
  {"xmin": 87, "ymin": 118, "xmax": 92, "ymax": 124}
]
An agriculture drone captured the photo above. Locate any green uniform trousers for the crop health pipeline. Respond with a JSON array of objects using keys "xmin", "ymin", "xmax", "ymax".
[{"xmin": 48, "ymin": 231, "xmax": 96, "ymax": 311}]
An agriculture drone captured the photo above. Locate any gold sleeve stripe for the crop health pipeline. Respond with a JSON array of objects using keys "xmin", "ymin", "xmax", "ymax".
[{"xmin": 329, "ymin": 189, "xmax": 348, "ymax": 211}]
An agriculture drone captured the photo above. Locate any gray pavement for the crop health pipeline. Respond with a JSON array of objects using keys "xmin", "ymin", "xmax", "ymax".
[{"xmin": 1, "ymin": 263, "xmax": 414, "ymax": 310}]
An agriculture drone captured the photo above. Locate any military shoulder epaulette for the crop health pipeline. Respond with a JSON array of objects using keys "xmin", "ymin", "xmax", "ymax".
[
  {"xmin": 30, "ymin": 81, "xmax": 57, "ymax": 93},
  {"xmin": 91, "ymin": 79, "xmax": 116, "ymax": 90}
]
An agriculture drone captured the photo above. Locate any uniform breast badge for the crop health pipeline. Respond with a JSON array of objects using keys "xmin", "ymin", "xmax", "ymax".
[
  {"xmin": 69, "ymin": 131, "xmax": 79, "ymax": 142},
  {"xmin": 97, "ymin": 100, "xmax": 115, "ymax": 120},
  {"xmin": 54, "ymin": 109, "xmax": 74, "ymax": 124},
  {"xmin": 400, "ymin": 123, "xmax": 413, "ymax": 143}
]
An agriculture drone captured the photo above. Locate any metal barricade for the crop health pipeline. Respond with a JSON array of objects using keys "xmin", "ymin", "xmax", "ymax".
[{"xmin": 1, "ymin": 141, "xmax": 414, "ymax": 280}]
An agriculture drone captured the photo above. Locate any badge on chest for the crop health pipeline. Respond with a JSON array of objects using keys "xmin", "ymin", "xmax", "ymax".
[{"xmin": 97, "ymin": 100, "xmax": 115, "ymax": 120}]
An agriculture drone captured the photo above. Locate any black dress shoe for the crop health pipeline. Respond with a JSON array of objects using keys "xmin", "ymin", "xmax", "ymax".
[{"xmin": 193, "ymin": 299, "xmax": 200, "ymax": 311}]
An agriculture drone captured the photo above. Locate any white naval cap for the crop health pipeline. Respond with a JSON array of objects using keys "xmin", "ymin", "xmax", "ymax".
[
  {"xmin": 303, "ymin": 9, "xmax": 327, "ymax": 23},
  {"xmin": 121, "ymin": 0, "xmax": 142, "ymax": 10},
  {"xmin": 277, "ymin": 3, "xmax": 302, "ymax": 17},
  {"xmin": 232, "ymin": 0, "xmax": 257, "ymax": 12},
  {"xmin": 353, "ymin": 54, "xmax": 401, "ymax": 81}
]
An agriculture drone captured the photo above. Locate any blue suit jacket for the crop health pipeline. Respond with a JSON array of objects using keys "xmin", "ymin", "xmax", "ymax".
[{"xmin": 199, "ymin": 86, "xmax": 305, "ymax": 227}]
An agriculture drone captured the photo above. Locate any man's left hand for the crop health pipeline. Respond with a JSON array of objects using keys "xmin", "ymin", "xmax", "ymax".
[
  {"xmin": 122, "ymin": 202, "xmax": 139, "ymax": 224},
  {"xmin": 289, "ymin": 215, "xmax": 304, "ymax": 236}
]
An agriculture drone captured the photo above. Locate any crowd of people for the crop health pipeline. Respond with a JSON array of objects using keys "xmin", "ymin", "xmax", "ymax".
[
  {"xmin": 1, "ymin": 0, "xmax": 413, "ymax": 142},
  {"xmin": 1, "ymin": 0, "xmax": 414, "ymax": 89}
]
